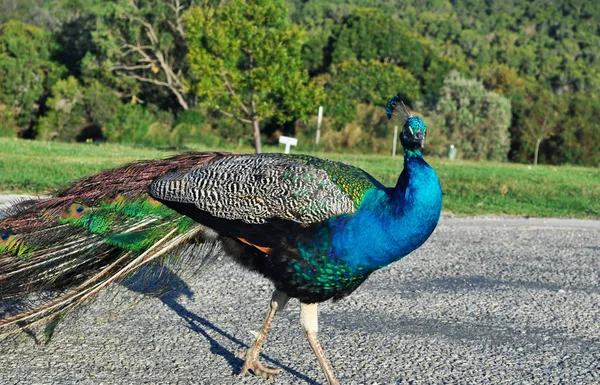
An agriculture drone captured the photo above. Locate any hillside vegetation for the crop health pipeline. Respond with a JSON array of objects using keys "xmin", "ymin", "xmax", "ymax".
[{"xmin": 1, "ymin": 0, "xmax": 599, "ymax": 166}]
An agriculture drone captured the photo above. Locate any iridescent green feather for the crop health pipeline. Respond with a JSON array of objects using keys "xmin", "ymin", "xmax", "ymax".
[
  {"xmin": 56, "ymin": 196, "xmax": 195, "ymax": 253},
  {"xmin": 278, "ymin": 154, "xmax": 379, "ymax": 207}
]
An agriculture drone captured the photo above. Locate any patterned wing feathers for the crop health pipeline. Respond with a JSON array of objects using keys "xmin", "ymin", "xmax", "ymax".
[{"xmin": 150, "ymin": 154, "xmax": 367, "ymax": 225}]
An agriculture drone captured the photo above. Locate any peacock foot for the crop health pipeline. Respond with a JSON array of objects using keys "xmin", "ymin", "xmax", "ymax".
[{"xmin": 236, "ymin": 348, "xmax": 281, "ymax": 380}]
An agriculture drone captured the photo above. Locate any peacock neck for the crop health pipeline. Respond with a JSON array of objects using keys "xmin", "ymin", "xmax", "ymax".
[
  {"xmin": 391, "ymin": 148, "xmax": 425, "ymax": 201},
  {"xmin": 403, "ymin": 148, "xmax": 422, "ymax": 159},
  {"xmin": 328, "ymin": 148, "xmax": 442, "ymax": 272},
  {"xmin": 393, "ymin": 147, "xmax": 441, "ymax": 219}
]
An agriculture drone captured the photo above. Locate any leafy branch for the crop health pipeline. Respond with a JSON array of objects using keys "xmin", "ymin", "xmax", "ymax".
[{"xmin": 103, "ymin": 0, "xmax": 193, "ymax": 110}]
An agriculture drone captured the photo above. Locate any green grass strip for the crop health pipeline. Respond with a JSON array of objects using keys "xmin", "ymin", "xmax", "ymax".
[{"xmin": 1, "ymin": 138, "xmax": 598, "ymax": 219}]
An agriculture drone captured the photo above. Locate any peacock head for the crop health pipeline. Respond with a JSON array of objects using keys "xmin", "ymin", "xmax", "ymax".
[
  {"xmin": 386, "ymin": 94, "xmax": 427, "ymax": 151},
  {"xmin": 400, "ymin": 116, "xmax": 427, "ymax": 150}
]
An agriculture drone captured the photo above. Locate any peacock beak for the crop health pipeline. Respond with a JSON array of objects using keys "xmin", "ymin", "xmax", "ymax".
[{"xmin": 413, "ymin": 132, "xmax": 426, "ymax": 148}]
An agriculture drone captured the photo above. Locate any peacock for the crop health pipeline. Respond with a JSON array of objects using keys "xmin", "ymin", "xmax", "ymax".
[{"xmin": 0, "ymin": 95, "xmax": 442, "ymax": 385}]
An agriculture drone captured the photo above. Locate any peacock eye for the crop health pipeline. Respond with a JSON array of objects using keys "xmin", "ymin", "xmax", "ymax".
[
  {"xmin": 76, "ymin": 205, "xmax": 85, "ymax": 213},
  {"xmin": 1, "ymin": 232, "xmax": 9, "ymax": 241}
]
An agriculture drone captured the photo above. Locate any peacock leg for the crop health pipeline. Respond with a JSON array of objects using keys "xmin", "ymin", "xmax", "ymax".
[
  {"xmin": 300, "ymin": 302, "xmax": 340, "ymax": 385},
  {"xmin": 237, "ymin": 290, "xmax": 289, "ymax": 380}
]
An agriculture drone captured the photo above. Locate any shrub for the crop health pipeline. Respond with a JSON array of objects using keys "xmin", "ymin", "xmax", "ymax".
[
  {"xmin": 170, "ymin": 122, "xmax": 223, "ymax": 148},
  {"xmin": 296, "ymin": 103, "xmax": 401, "ymax": 154},
  {"xmin": 325, "ymin": 59, "xmax": 421, "ymax": 129},
  {"xmin": 0, "ymin": 103, "xmax": 19, "ymax": 137},
  {"xmin": 144, "ymin": 122, "xmax": 172, "ymax": 146},
  {"xmin": 421, "ymin": 114, "xmax": 451, "ymax": 158},
  {"xmin": 36, "ymin": 76, "xmax": 86, "ymax": 141},
  {"xmin": 436, "ymin": 70, "xmax": 511, "ymax": 161},
  {"xmin": 170, "ymin": 108, "xmax": 227, "ymax": 148},
  {"xmin": 173, "ymin": 109, "xmax": 206, "ymax": 128},
  {"xmin": 104, "ymin": 104, "xmax": 160, "ymax": 144}
]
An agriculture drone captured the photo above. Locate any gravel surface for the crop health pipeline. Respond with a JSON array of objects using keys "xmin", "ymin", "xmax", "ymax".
[{"xmin": 1, "ymin": 217, "xmax": 599, "ymax": 384}]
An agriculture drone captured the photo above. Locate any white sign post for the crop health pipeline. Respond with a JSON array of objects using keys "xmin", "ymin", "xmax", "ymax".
[
  {"xmin": 279, "ymin": 135, "xmax": 298, "ymax": 154},
  {"xmin": 316, "ymin": 105, "xmax": 323, "ymax": 145}
]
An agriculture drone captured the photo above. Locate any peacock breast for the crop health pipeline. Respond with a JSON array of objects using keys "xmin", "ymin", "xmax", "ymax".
[
  {"xmin": 325, "ymin": 162, "xmax": 442, "ymax": 273},
  {"xmin": 262, "ymin": 230, "xmax": 371, "ymax": 302}
]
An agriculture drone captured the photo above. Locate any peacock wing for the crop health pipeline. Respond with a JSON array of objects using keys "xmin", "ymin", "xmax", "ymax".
[{"xmin": 149, "ymin": 153, "xmax": 381, "ymax": 226}]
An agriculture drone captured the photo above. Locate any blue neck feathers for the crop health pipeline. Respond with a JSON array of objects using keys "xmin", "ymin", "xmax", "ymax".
[{"xmin": 328, "ymin": 149, "xmax": 442, "ymax": 271}]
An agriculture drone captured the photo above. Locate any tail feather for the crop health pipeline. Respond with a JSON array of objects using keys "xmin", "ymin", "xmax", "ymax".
[{"xmin": 0, "ymin": 152, "xmax": 227, "ymax": 337}]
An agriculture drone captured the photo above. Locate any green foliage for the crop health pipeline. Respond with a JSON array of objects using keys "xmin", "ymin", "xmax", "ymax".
[
  {"xmin": 289, "ymin": 1, "xmax": 355, "ymax": 74},
  {"xmin": 0, "ymin": 20, "xmax": 65, "ymax": 135},
  {"xmin": 544, "ymin": 92, "xmax": 600, "ymax": 166},
  {"xmin": 0, "ymin": 0, "xmax": 598, "ymax": 165},
  {"xmin": 289, "ymin": 0, "xmax": 599, "ymax": 163},
  {"xmin": 84, "ymin": 80, "xmax": 123, "ymax": 129},
  {"xmin": 296, "ymin": 102, "xmax": 400, "ymax": 154},
  {"xmin": 185, "ymin": 0, "xmax": 324, "ymax": 152},
  {"xmin": 37, "ymin": 77, "xmax": 87, "ymax": 141},
  {"xmin": 170, "ymin": 109, "xmax": 223, "ymax": 148},
  {"xmin": 37, "ymin": 78, "xmax": 123, "ymax": 142},
  {"xmin": 327, "ymin": 7, "xmax": 455, "ymax": 97},
  {"xmin": 392, "ymin": 0, "xmax": 600, "ymax": 92},
  {"xmin": 436, "ymin": 71, "xmax": 511, "ymax": 161},
  {"xmin": 0, "ymin": 102, "xmax": 19, "ymax": 137},
  {"xmin": 173, "ymin": 109, "xmax": 205, "ymax": 128},
  {"xmin": 331, "ymin": 8, "xmax": 404, "ymax": 64},
  {"xmin": 104, "ymin": 103, "xmax": 168, "ymax": 145},
  {"xmin": 503, "ymin": 83, "xmax": 600, "ymax": 167},
  {"xmin": 520, "ymin": 90, "xmax": 567, "ymax": 165},
  {"xmin": 172, "ymin": 109, "xmax": 264, "ymax": 148},
  {"xmin": 54, "ymin": 14, "xmax": 97, "ymax": 78},
  {"xmin": 324, "ymin": 59, "xmax": 421, "ymax": 128},
  {"xmin": 170, "ymin": 123, "xmax": 223, "ymax": 148}
]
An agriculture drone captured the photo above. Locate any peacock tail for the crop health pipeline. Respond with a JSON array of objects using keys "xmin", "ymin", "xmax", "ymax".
[{"xmin": 0, "ymin": 153, "xmax": 225, "ymax": 335}]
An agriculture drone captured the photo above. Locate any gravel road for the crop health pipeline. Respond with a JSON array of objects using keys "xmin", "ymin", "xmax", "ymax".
[{"xmin": 1, "ymin": 216, "xmax": 599, "ymax": 384}]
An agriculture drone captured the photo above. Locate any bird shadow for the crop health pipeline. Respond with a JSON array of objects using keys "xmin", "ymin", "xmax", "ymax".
[{"xmin": 122, "ymin": 263, "xmax": 319, "ymax": 384}]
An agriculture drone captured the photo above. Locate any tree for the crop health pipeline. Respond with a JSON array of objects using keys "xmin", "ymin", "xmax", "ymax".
[
  {"xmin": 522, "ymin": 91, "xmax": 563, "ymax": 165},
  {"xmin": 185, "ymin": 0, "xmax": 323, "ymax": 153},
  {"xmin": 554, "ymin": 92, "xmax": 600, "ymax": 167},
  {"xmin": 36, "ymin": 76, "xmax": 87, "ymax": 141},
  {"xmin": 329, "ymin": 7, "xmax": 455, "ymax": 98},
  {"xmin": 324, "ymin": 59, "xmax": 421, "ymax": 128},
  {"xmin": 0, "ymin": 20, "xmax": 64, "ymax": 136},
  {"xmin": 89, "ymin": 0, "xmax": 194, "ymax": 111},
  {"xmin": 436, "ymin": 71, "xmax": 511, "ymax": 161}
]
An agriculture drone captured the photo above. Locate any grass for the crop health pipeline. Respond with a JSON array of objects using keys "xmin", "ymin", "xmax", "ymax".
[{"xmin": 1, "ymin": 137, "xmax": 598, "ymax": 219}]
